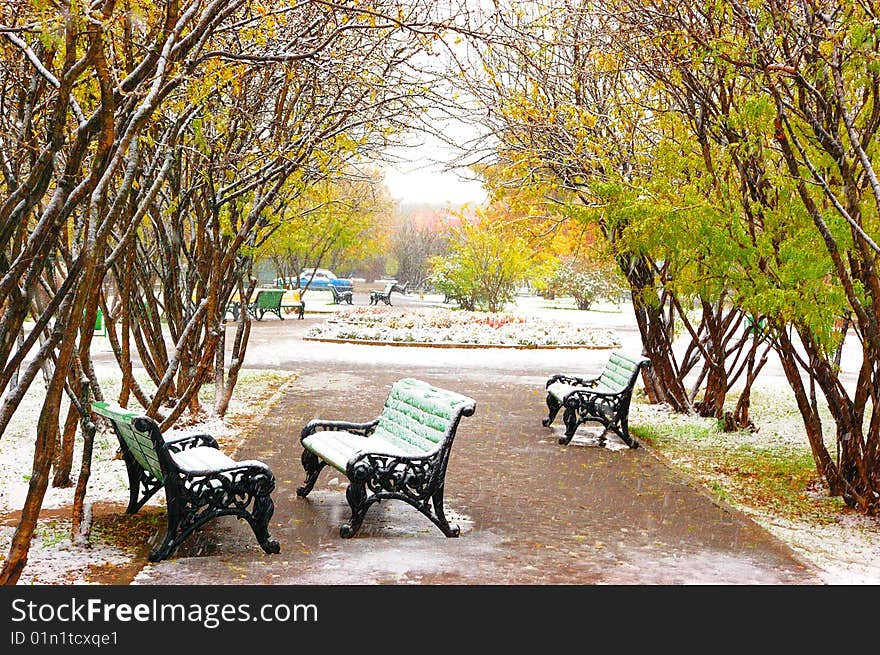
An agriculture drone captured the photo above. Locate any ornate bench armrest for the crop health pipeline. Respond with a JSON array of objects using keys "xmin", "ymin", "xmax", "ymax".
[
  {"xmin": 546, "ymin": 374, "xmax": 599, "ymax": 388},
  {"xmin": 165, "ymin": 433, "xmax": 219, "ymax": 452},
  {"xmin": 346, "ymin": 451, "xmax": 440, "ymax": 495},
  {"xmin": 300, "ymin": 418, "xmax": 380, "ymax": 440},
  {"xmin": 565, "ymin": 388, "xmax": 622, "ymax": 403}
]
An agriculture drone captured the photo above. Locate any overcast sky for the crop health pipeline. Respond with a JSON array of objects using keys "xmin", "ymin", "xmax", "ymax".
[
  {"xmin": 383, "ymin": 159, "xmax": 487, "ymax": 205},
  {"xmin": 381, "ymin": 112, "xmax": 489, "ymax": 206}
]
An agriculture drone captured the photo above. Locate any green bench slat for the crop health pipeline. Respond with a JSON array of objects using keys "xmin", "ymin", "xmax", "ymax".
[
  {"xmin": 388, "ymin": 378, "xmax": 472, "ymax": 418},
  {"xmin": 599, "ymin": 353, "xmax": 644, "ymax": 391},
  {"xmin": 374, "ymin": 412, "xmax": 442, "ymax": 453},
  {"xmin": 610, "ymin": 351, "xmax": 643, "ymax": 366},
  {"xmin": 92, "ymin": 401, "xmax": 164, "ymax": 481},
  {"xmin": 256, "ymin": 289, "xmax": 284, "ymax": 307},
  {"xmin": 374, "ymin": 378, "xmax": 473, "ymax": 453},
  {"xmin": 305, "ymin": 378, "xmax": 474, "ymax": 470},
  {"xmin": 598, "ymin": 371, "xmax": 629, "ymax": 391},
  {"xmin": 383, "ymin": 397, "xmax": 450, "ymax": 435}
]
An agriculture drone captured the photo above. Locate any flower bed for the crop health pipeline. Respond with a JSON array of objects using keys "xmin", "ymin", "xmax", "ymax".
[{"xmin": 305, "ymin": 307, "xmax": 620, "ymax": 348}]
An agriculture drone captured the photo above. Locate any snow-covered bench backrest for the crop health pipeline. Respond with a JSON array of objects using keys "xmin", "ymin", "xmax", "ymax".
[
  {"xmin": 598, "ymin": 351, "xmax": 651, "ymax": 394},
  {"xmin": 373, "ymin": 378, "xmax": 476, "ymax": 455},
  {"xmin": 91, "ymin": 401, "xmax": 164, "ymax": 482}
]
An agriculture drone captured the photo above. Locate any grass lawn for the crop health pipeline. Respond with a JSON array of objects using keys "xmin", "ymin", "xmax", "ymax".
[{"xmin": 630, "ymin": 386, "xmax": 848, "ymax": 525}]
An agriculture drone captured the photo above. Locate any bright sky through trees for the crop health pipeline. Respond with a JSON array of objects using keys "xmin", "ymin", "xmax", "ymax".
[
  {"xmin": 382, "ymin": 138, "xmax": 488, "ymax": 205},
  {"xmin": 384, "ymin": 160, "xmax": 486, "ymax": 204},
  {"xmin": 381, "ymin": 93, "xmax": 489, "ymax": 206}
]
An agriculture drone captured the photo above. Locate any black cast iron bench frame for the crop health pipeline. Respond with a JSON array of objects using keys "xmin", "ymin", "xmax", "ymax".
[
  {"xmin": 296, "ymin": 378, "xmax": 476, "ymax": 538},
  {"xmin": 329, "ymin": 285, "xmax": 353, "ymax": 305},
  {"xmin": 369, "ymin": 282, "xmax": 395, "ymax": 306},
  {"xmin": 91, "ymin": 401, "xmax": 280, "ymax": 561},
  {"xmin": 543, "ymin": 351, "xmax": 651, "ymax": 448},
  {"xmin": 369, "ymin": 282, "xmax": 407, "ymax": 306}
]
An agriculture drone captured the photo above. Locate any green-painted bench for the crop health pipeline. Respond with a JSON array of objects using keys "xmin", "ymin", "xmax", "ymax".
[
  {"xmin": 297, "ymin": 378, "xmax": 476, "ymax": 537},
  {"xmin": 228, "ymin": 288, "xmax": 289, "ymax": 321},
  {"xmin": 91, "ymin": 401, "xmax": 280, "ymax": 561},
  {"xmin": 543, "ymin": 351, "xmax": 651, "ymax": 448},
  {"xmin": 247, "ymin": 287, "xmax": 285, "ymax": 320},
  {"xmin": 329, "ymin": 285, "xmax": 353, "ymax": 305}
]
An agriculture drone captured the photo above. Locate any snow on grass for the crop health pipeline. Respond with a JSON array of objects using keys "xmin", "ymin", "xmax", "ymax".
[
  {"xmin": 0, "ymin": 369, "xmax": 293, "ymax": 515},
  {"xmin": 629, "ymin": 378, "xmax": 880, "ymax": 584},
  {"xmin": 754, "ymin": 513, "xmax": 880, "ymax": 584},
  {"xmin": 0, "ymin": 520, "xmax": 132, "ymax": 585}
]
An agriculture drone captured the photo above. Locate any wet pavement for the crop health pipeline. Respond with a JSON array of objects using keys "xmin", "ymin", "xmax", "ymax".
[{"xmin": 132, "ymin": 299, "xmax": 820, "ymax": 585}]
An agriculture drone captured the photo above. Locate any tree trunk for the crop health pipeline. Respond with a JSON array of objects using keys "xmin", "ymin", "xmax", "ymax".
[
  {"xmin": 52, "ymin": 402, "xmax": 79, "ymax": 487},
  {"xmin": 624, "ymin": 256, "xmax": 691, "ymax": 412},
  {"xmin": 775, "ymin": 328, "xmax": 844, "ymax": 495},
  {"xmin": 0, "ymin": 297, "xmax": 82, "ymax": 585}
]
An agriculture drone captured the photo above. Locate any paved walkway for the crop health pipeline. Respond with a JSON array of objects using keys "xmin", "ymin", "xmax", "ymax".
[{"xmin": 133, "ymin": 302, "xmax": 819, "ymax": 584}]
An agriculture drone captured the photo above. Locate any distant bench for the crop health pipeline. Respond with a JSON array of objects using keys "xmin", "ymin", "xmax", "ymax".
[
  {"xmin": 228, "ymin": 288, "xmax": 303, "ymax": 320},
  {"xmin": 543, "ymin": 350, "xmax": 650, "ymax": 448},
  {"xmin": 296, "ymin": 378, "xmax": 476, "ymax": 538},
  {"xmin": 329, "ymin": 285, "xmax": 353, "ymax": 305},
  {"xmin": 369, "ymin": 282, "xmax": 407, "ymax": 306},
  {"xmin": 91, "ymin": 401, "xmax": 280, "ymax": 561}
]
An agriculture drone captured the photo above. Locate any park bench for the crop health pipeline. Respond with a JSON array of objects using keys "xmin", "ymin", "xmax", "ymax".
[
  {"xmin": 329, "ymin": 285, "xmax": 353, "ymax": 305},
  {"xmin": 297, "ymin": 378, "xmax": 476, "ymax": 538},
  {"xmin": 91, "ymin": 401, "xmax": 280, "ymax": 562},
  {"xmin": 228, "ymin": 288, "xmax": 289, "ymax": 321},
  {"xmin": 745, "ymin": 314, "xmax": 768, "ymax": 340},
  {"xmin": 369, "ymin": 282, "xmax": 406, "ymax": 306},
  {"xmin": 369, "ymin": 282, "xmax": 395, "ymax": 306},
  {"xmin": 280, "ymin": 289, "xmax": 306, "ymax": 319},
  {"xmin": 542, "ymin": 350, "xmax": 651, "ymax": 448}
]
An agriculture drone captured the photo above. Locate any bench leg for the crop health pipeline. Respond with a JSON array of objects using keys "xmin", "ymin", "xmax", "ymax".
[
  {"xmin": 558, "ymin": 404, "xmax": 639, "ymax": 449},
  {"xmin": 611, "ymin": 415, "xmax": 639, "ymax": 448},
  {"xmin": 123, "ymin": 460, "xmax": 163, "ymax": 514},
  {"xmin": 149, "ymin": 499, "xmax": 187, "ymax": 562},
  {"xmin": 124, "ymin": 464, "xmax": 142, "ymax": 513},
  {"xmin": 340, "ymin": 481, "xmax": 370, "ymax": 538},
  {"xmin": 559, "ymin": 406, "xmax": 579, "ymax": 445},
  {"xmin": 247, "ymin": 492, "xmax": 281, "ymax": 554},
  {"xmin": 430, "ymin": 486, "xmax": 460, "ymax": 537},
  {"xmin": 296, "ymin": 449, "xmax": 326, "ymax": 497},
  {"xmin": 150, "ymin": 534, "xmax": 178, "ymax": 563},
  {"xmin": 542, "ymin": 393, "xmax": 562, "ymax": 427},
  {"xmin": 298, "ymin": 304, "xmax": 305, "ymax": 319}
]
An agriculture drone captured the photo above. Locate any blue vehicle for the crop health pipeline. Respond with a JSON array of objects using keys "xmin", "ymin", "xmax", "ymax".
[{"xmin": 295, "ymin": 268, "xmax": 353, "ymax": 292}]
